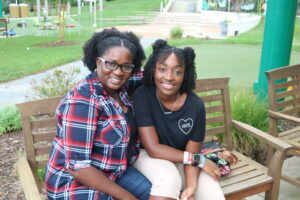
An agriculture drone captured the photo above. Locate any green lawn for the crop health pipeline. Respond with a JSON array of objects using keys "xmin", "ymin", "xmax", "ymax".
[
  {"xmin": 0, "ymin": 0, "xmax": 162, "ymax": 83},
  {"xmin": 192, "ymin": 44, "xmax": 300, "ymax": 87},
  {"xmin": 1, "ymin": 7, "xmax": 300, "ymax": 84},
  {"xmin": 170, "ymin": 18, "xmax": 300, "ymax": 48}
]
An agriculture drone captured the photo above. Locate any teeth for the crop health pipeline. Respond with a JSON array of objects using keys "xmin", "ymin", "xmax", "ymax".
[{"xmin": 112, "ymin": 78, "xmax": 122, "ymax": 81}]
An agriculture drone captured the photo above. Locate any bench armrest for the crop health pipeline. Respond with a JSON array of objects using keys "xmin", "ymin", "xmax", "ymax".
[
  {"xmin": 232, "ymin": 120, "xmax": 292, "ymax": 152},
  {"xmin": 268, "ymin": 110, "xmax": 300, "ymax": 124},
  {"xmin": 17, "ymin": 154, "xmax": 42, "ymax": 200}
]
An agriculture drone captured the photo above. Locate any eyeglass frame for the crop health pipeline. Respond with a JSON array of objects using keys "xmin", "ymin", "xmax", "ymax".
[{"xmin": 98, "ymin": 57, "xmax": 135, "ymax": 73}]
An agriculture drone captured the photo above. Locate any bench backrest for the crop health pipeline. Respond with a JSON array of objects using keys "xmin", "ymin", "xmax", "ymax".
[
  {"xmin": 266, "ymin": 64, "xmax": 300, "ymax": 115},
  {"xmin": 17, "ymin": 96, "xmax": 62, "ymax": 191},
  {"xmin": 194, "ymin": 78, "xmax": 233, "ymax": 150}
]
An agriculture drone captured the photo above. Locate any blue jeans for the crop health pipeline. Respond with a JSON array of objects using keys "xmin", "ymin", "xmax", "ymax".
[{"xmin": 116, "ymin": 166, "xmax": 151, "ymax": 200}]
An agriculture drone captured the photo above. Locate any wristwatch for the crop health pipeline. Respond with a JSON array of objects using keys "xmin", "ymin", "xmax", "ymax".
[{"xmin": 192, "ymin": 154, "xmax": 201, "ymax": 166}]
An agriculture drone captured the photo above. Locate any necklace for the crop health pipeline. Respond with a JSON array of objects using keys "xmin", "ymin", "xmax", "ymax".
[{"xmin": 156, "ymin": 91, "xmax": 180, "ymax": 115}]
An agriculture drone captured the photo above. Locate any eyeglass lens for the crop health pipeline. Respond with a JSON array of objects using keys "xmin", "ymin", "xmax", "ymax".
[{"xmin": 99, "ymin": 58, "xmax": 133, "ymax": 73}]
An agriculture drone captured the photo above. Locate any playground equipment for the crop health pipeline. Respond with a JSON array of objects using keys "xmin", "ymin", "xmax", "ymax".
[{"xmin": 254, "ymin": 0, "xmax": 298, "ymax": 99}]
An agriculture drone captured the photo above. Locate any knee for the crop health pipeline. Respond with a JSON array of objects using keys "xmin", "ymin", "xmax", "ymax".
[
  {"xmin": 151, "ymin": 161, "xmax": 182, "ymax": 197},
  {"xmin": 196, "ymin": 171, "xmax": 225, "ymax": 200}
]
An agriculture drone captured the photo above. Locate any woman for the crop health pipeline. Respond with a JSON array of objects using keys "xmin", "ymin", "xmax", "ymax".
[
  {"xmin": 45, "ymin": 28, "xmax": 151, "ymax": 200},
  {"xmin": 133, "ymin": 39, "xmax": 225, "ymax": 200}
]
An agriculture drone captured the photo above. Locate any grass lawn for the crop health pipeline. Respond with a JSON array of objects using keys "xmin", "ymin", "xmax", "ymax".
[
  {"xmin": 0, "ymin": 0, "xmax": 162, "ymax": 83},
  {"xmin": 192, "ymin": 44, "xmax": 300, "ymax": 87},
  {"xmin": 1, "ymin": 7, "xmax": 300, "ymax": 84},
  {"xmin": 169, "ymin": 18, "xmax": 300, "ymax": 51}
]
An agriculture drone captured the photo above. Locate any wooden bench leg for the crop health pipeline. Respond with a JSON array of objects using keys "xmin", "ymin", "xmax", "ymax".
[{"xmin": 265, "ymin": 150, "xmax": 286, "ymax": 200}]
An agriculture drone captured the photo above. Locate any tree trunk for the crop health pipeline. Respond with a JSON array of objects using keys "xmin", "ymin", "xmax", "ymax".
[{"xmin": 58, "ymin": 2, "xmax": 66, "ymax": 42}]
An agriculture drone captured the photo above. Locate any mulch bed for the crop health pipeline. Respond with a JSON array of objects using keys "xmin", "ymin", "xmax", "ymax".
[{"xmin": 0, "ymin": 130, "xmax": 25, "ymax": 200}]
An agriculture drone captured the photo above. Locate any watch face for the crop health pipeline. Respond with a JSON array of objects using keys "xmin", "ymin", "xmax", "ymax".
[{"xmin": 194, "ymin": 154, "xmax": 201, "ymax": 162}]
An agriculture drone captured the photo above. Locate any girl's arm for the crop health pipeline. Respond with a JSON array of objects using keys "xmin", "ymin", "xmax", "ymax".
[
  {"xmin": 138, "ymin": 126, "xmax": 221, "ymax": 181},
  {"xmin": 180, "ymin": 140, "xmax": 201, "ymax": 200},
  {"xmin": 138, "ymin": 126, "xmax": 183, "ymax": 162}
]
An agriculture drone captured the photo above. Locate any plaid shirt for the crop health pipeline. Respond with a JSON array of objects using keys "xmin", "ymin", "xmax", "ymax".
[{"xmin": 45, "ymin": 71, "xmax": 142, "ymax": 200}]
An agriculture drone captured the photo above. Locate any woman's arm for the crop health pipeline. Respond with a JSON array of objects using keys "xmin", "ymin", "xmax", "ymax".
[
  {"xmin": 68, "ymin": 167, "xmax": 137, "ymax": 200},
  {"xmin": 61, "ymin": 96, "xmax": 137, "ymax": 199}
]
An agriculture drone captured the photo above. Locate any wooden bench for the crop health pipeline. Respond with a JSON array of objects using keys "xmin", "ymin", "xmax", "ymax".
[
  {"xmin": 17, "ymin": 78, "xmax": 292, "ymax": 200},
  {"xmin": 194, "ymin": 78, "xmax": 293, "ymax": 199},
  {"xmin": 0, "ymin": 18, "xmax": 8, "ymax": 37},
  {"xmin": 17, "ymin": 96, "xmax": 61, "ymax": 200},
  {"xmin": 265, "ymin": 64, "xmax": 300, "ymax": 188}
]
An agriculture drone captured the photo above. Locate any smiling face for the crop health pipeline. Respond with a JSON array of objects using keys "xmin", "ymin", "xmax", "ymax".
[
  {"xmin": 96, "ymin": 46, "xmax": 133, "ymax": 95},
  {"xmin": 154, "ymin": 53, "xmax": 185, "ymax": 98}
]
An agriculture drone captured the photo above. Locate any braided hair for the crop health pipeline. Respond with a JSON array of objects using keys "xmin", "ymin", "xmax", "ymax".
[
  {"xmin": 83, "ymin": 28, "xmax": 145, "ymax": 73},
  {"xmin": 143, "ymin": 39, "xmax": 197, "ymax": 94}
]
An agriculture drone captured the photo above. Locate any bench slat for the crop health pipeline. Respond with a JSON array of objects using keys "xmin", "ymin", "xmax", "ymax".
[
  {"xmin": 223, "ymin": 174, "xmax": 272, "ymax": 196},
  {"xmin": 205, "ymin": 126, "xmax": 225, "ymax": 136},
  {"xmin": 35, "ymin": 146, "xmax": 52, "ymax": 156},
  {"xmin": 205, "ymin": 104, "xmax": 224, "ymax": 114},
  {"xmin": 221, "ymin": 170, "xmax": 264, "ymax": 187},
  {"xmin": 200, "ymin": 94, "xmax": 223, "ymax": 103},
  {"xmin": 33, "ymin": 131, "xmax": 56, "ymax": 143},
  {"xmin": 274, "ymin": 79, "xmax": 300, "ymax": 90},
  {"xmin": 206, "ymin": 115, "xmax": 225, "ymax": 125},
  {"xmin": 275, "ymin": 88, "xmax": 300, "ymax": 99},
  {"xmin": 31, "ymin": 118, "xmax": 57, "ymax": 131}
]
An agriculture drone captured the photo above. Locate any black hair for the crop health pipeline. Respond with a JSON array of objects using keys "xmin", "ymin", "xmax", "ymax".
[
  {"xmin": 143, "ymin": 39, "xmax": 197, "ymax": 94},
  {"xmin": 82, "ymin": 28, "xmax": 145, "ymax": 73}
]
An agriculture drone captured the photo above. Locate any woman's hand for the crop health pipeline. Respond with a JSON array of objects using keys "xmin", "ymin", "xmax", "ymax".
[
  {"xmin": 180, "ymin": 186, "xmax": 196, "ymax": 200},
  {"xmin": 202, "ymin": 158, "xmax": 221, "ymax": 181}
]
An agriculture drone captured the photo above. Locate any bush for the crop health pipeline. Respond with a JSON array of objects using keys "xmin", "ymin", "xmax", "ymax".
[
  {"xmin": 27, "ymin": 68, "xmax": 81, "ymax": 100},
  {"xmin": 230, "ymin": 87, "xmax": 269, "ymax": 163},
  {"xmin": 170, "ymin": 26, "xmax": 183, "ymax": 39},
  {"xmin": 0, "ymin": 105, "xmax": 22, "ymax": 135}
]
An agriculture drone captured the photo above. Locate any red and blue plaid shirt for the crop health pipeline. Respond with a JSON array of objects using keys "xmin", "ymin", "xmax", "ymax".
[{"xmin": 45, "ymin": 71, "xmax": 142, "ymax": 200}]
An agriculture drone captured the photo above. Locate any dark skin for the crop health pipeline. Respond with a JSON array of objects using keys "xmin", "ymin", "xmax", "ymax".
[
  {"xmin": 139, "ymin": 53, "xmax": 220, "ymax": 200},
  {"xmin": 66, "ymin": 46, "xmax": 136, "ymax": 199}
]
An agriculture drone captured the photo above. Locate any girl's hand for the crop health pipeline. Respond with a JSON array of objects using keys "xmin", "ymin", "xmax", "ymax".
[
  {"xmin": 180, "ymin": 186, "xmax": 196, "ymax": 200},
  {"xmin": 202, "ymin": 158, "xmax": 221, "ymax": 181}
]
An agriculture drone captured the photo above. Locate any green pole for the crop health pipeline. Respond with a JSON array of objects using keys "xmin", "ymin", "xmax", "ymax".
[
  {"xmin": 0, "ymin": 0, "xmax": 3, "ymax": 18},
  {"xmin": 253, "ymin": 0, "xmax": 298, "ymax": 99}
]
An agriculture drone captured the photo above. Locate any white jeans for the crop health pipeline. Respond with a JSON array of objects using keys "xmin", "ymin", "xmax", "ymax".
[{"xmin": 134, "ymin": 149, "xmax": 225, "ymax": 200}]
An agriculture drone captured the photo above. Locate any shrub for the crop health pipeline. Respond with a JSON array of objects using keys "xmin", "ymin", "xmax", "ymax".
[
  {"xmin": 170, "ymin": 26, "xmax": 183, "ymax": 39},
  {"xmin": 0, "ymin": 105, "xmax": 22, "ymax": 135},
  {"xmin": 230, "ymin": 87, "xmax": 269, "ymax": 163},
  {"xmin": 27, "ymin": 68, "xmax": 81, "ymax": 100}
]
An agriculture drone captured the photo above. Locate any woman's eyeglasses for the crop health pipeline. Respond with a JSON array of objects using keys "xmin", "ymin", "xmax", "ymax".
[{"xmin": 98, "ymin": 57, "xmax": 134, "ymax": 73}]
